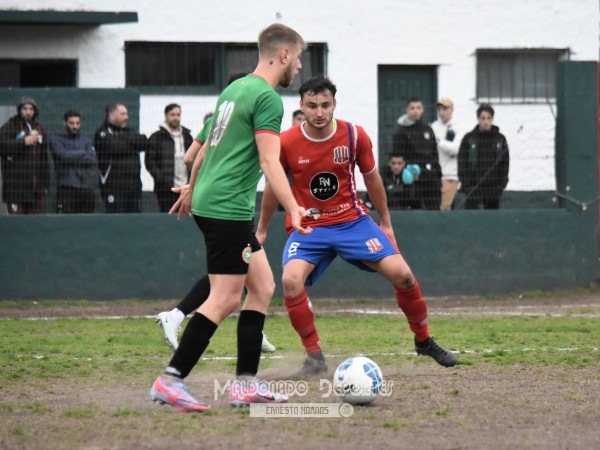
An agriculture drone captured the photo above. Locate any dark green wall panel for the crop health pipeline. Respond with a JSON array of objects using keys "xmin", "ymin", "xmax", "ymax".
[{"xmin": 0, "ymin": 209, "xmax": 597, "ymax": 301}]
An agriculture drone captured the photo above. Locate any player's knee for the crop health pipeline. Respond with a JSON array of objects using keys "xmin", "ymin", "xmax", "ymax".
[
  {"xmin": 225, "ymin": 299, "xmax": 241, "ymax": 317},
  {"xmin": 202, "ymin": 295, "xmax": 241, "ymax": 323},
  {"xmin": 281, "ymin": 270, "xmax": 304, "ymax": 295},
  {"xmin": 257, "ymin": 277, "xmax": 276, "ymax": 298},
  {"xmin": 246, "ymin": 276, "xmax": 275, "ymax": 302},
  {"xmin": 393, "ymin": 271, "xmax": 415, "ymax": 290}
]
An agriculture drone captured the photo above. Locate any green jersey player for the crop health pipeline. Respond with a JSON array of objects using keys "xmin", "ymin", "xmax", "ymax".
[{"xmin": 150, "ymin": 23, "xmax": 311, "ymax": 412}]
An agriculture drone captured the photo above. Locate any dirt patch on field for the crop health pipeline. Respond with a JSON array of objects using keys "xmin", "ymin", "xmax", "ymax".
[
  {"xmin": 1, "ymin": 292, "xmax": 600, "ymax": 450},
  {"xmin": 2, "ymin": 362, "xmax": 600, "ymax": 450}
]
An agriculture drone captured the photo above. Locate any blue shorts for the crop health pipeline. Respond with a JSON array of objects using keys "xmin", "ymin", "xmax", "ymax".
[{"xmin": 282, "ymin": 215, "xmax": 399, "ymax": 286}]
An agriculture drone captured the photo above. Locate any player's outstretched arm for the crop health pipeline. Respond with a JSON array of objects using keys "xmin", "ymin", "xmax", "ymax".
[
  {"xmin": 256, "ymin": 133, "xmax": 311, "ymax": 235},
  {"xmin": 363, "ymin": 169, "xmax": 395, "ymax": 242}
]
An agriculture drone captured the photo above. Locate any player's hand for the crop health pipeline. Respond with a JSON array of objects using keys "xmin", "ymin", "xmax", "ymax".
[
  {"xmin": 169, "ymin": 185, "xmax": 192, "ymax": 220},
  {"xmin": 380, "ymin": 222, "xmax": 396, "ymax": 244},
  {"xmin": 255, "ymin": 228, "xmax": 267, "ymax": 245},
  {"xmin": 290, "ymin": 206, "xmax": 312, "ymax": 235}
]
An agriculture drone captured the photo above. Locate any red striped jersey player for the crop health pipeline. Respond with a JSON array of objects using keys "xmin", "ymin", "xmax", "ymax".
[{"xmin": 257, "ymin": 75, "xmax": 458, "ymax": 374}]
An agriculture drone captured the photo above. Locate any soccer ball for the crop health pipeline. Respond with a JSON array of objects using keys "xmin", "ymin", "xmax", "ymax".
[{"xmin": 333, "ymin": 356, "xmax": 383, "ymax": 405}]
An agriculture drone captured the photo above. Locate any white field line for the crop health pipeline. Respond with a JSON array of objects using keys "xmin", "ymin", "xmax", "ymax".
[
  {"xmin": 22, "ymin": 347, "xmax": 599, "ymax": 363},
  {"xmin": 7, "ymin": 304, "xmax": 600, "ymax": 361},
  {"xmin": 5, "ymin": 303, "xmax": 600, "ymax": 321}
]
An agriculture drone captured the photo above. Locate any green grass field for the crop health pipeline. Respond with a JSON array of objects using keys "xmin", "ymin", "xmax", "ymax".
[
  {"xmin": 2, "ymin": 313, "xmax": 598, "ymax": 387},
  {"xmin": 1, "ymin": 298, "xmax": 600, "ymax": 449}
]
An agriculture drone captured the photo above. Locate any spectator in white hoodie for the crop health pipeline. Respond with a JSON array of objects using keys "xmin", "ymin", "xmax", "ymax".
[{"xmin": 431, "ymin": 98, "xmax": 464, "ymax": 211}]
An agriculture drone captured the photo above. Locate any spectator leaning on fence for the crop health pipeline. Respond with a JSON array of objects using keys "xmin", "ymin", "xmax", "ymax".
[
  {"xmin": 458, "ymin": 104, "xmax": 510, "ymax": 210},
  {"xmin": 146, "ymin": 104, "xmax": 194, "ymax": 213},
  {"xmin": 0, "ymin": 96, "xmax": 49, "ymax": 214},
  {"xmin": 94, "ymin": 102, "xmax": 148, "ymax": 213},
  {"xmin": 50, "ymin": 110, "xmax": 98, "ymax": 213}
]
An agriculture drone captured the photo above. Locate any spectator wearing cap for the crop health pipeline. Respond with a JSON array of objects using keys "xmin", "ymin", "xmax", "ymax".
[
  {"xmin": 392, "ymin": 96, "xmax": 442, "ymax": 210},
  {"xmin": 0, "ymin": 96, "xmax": 49, "ymax": 214},
  {"xmin": 146, "ymin": 104, "xmax": 193, "ymax": 212},
  {"xmin": 431, "ymin": 98, "xmax": 465, "ymax": 211}
]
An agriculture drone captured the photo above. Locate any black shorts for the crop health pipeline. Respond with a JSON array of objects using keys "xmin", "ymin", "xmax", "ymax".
[{"xmin": 193, "ymin": 216, "xmax": 261, "ymax": 275}]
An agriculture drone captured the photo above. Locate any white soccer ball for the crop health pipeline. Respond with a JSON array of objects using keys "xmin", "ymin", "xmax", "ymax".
[{"xmin": 333, "ymin": 356, "xmax": 383, "ymax": 405}]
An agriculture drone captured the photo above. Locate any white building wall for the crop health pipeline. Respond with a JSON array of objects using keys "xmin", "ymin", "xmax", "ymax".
[{"xmin": 0, "ymin": 0, "xmax": 597, "ymax": 191}]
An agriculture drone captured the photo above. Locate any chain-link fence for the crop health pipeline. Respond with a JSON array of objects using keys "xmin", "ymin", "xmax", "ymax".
[{"xmin": 0, "ymin": 98, "xmax": 560, "ymax": 215}]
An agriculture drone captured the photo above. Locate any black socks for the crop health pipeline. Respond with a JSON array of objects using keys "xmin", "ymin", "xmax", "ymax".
[
  {"xmin": 167, "ymin": 312, "xmax": 217, "ymax": 379},
  {"xmin": 236, "ymin": 310, "xmax": 266, "ymax": 377},
  {"xmin": 176, "ymin": 275, "xmax": 211, "ymax": 316}
]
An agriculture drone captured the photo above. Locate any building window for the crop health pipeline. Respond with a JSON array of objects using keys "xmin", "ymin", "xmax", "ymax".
[
  {"xmin": 0, "ymin": 59, "xmax": 77, "ymax": 87},
  {"xmin": 476, "ymin": 49, "xmax": 569, "ymax": 103},
  {"xmin": 125, "ymin": 41, "xmax": 327, "ymax": 94}
]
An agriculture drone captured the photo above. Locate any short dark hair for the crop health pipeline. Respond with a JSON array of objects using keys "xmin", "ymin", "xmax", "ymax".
[
  {"xmin": 227, "ymin": 72, "xmax": 247, "ymax": 85},
  {"xmin": 406, "ymin": 96, "xmax": 422, "ymax": 106},
  {"xmin": 477, "ymin": 103, "xmax": 495, "ymax": 117},
  {"xmin": 299, "ymin": 75, "xmax": 337, "ymax": 99},
  {"xmin": 164, "ymin": 103, "xmax": 180, "ymax": 115},
  {"xmin": 203, "ymin": 112, "xmax": 214, "ymax": 124},
  {"xmin": 292, "ymin": 109, "xmax": 304, "ymax": 118},
  {"xmin": 388, "ymin": 153, "xmax": 405, "ymax": 159},
  {"xmin": 63, "ymin": 109, "xmax": 80, "ymax": 121}
]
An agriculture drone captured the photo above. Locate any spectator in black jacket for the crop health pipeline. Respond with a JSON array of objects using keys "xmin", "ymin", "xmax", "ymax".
[
  {"xmin": 392, "ymin": 97, "xmax": 441, "ymax": 210},
  {"xmin": 51, "ymin": 110, "xmax": 98, "ymax": 213},
  {"xmin": 94, "ymin": 102, "xmax": 148, "ymax": 213},
  {"xmin": 458, "ymin": 104, "xmax": 509, "ymax": 210},
  {"xmin": 0, "ymin": 96, "xmax": 49, "ymax": 214},
  {"xmin": 146, "ymin": 104, "xmax": 194, "ymax": 212}
]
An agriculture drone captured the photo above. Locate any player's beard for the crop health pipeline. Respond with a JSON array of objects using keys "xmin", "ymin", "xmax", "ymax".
[{"xmin": 279, "ymin": 64, "xmax": 297, "ymax": 88}]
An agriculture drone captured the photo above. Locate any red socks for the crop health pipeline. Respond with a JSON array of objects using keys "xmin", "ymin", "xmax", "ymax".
[
  {"xmin": 285, "ymin": 282, "xmax": 428, "ymax": 352},
  {"xmin": 394, "ymin": 280, "xmax": 429, "ymax": 342},
  {"xmin": 284, "ymin": 290, "xmax": 321, "ymax": 353}
]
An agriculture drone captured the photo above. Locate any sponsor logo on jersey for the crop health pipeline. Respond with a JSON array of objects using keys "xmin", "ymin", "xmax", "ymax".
[
  {"xmin": 298, "ymin": 156, "xmax": 310, "ymax": 164},
  {"xmin": 309, "ymin": 172, "xmax": 339, "ymax": 201},
  {"xmin": 306, "ymin": 208, "xmax": 321, "ymax": 220},
  {"xmin": 365, "ymin": 238, "xmax": 383, "ymax": 254},
  {"xmin": 333, "ymin": 146, "xmax": 349, "ymax": 164}
]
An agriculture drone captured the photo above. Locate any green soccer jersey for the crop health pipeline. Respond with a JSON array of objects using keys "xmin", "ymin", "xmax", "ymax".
[
  {"xmin": 195, "ymin": 116, "xmax": 213, "ymax": 144},
  {"xmin": 192, "ymin": 75, "xmax": 283, "ymax": 220}
]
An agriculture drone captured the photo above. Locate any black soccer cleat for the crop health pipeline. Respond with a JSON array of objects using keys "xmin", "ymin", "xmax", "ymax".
[
  {"xmin": 415, "ymin": 337, "xmax": 458, "ymax": 367},
  {"xmin": 299, "ymin": 352, "xmax": 328, "ymax": 376}
]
